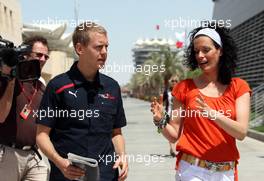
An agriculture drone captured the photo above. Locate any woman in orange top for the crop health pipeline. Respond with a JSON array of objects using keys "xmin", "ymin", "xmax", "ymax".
[{"xmin": 151, "ymin": 24, "xmax": 251, "ymax": 181}]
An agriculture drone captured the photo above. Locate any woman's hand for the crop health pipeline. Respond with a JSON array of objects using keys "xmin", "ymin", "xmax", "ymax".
[
  {"xmin": 150, "ymin": 97, "xmax": 163, "ymax": 122},
  {"xmin": 196, "ymin": 94, "xmax": 218, "ymax": 120}
]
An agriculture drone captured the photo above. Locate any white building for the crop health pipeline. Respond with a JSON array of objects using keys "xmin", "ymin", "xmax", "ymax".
[
  {"xmin": 132, "ymin": 38, "xmax": 180, "ymax": 66},
  {"xmin": 0, "ymin": 0, "xmax": 22, "ymax": 45}
]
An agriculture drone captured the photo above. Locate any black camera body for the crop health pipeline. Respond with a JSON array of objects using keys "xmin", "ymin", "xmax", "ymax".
[{"xmin": 0, "ymin": 36, "xmax": 41, "ymax": 81}]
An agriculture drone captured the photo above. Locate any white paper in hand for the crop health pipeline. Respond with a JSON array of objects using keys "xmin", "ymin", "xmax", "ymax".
[{"xmin": 67, "ymin": 153, "xmax": 100, "ymax": 181}]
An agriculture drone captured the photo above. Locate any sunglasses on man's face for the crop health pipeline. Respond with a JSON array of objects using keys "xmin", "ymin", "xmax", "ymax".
[{"xmin": 31, "ymin": 52, "xmax": 49, "ymax": 61}]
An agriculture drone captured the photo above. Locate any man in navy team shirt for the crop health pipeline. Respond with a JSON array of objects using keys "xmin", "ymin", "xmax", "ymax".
[{"xmin": 36, "ymin": 22, "xmax": 128, "ymax": 181}]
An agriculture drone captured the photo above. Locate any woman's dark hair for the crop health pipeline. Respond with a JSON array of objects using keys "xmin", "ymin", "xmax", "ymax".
[{"xmin": 185, "ymin": 23, "xmax": 237, "ymax": 84}]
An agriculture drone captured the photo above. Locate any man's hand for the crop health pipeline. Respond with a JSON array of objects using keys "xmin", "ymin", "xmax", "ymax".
[
  {"xmin": 113, "ymin": 155, "xmax": 128, "ymax": 181},
  {"xmin": 0, "ymin": 64, "xmax": 13, "ymax": 75},
  {"xmin": 112, "ymin": 128, "xmax": 128, "ymax": 181},
  {"xmin": 0, "ymin": 69, "xmax": 15, "ymax": 123},
  {"xmin": 56, "ymin": 158, "xmax": 85, "ymax": 180},
  {"xmin": 0, "ymin": 64, "xmax": 14, "ymax": 81}
]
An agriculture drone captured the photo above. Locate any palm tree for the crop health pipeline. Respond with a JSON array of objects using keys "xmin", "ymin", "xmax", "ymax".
[
  {"xmin": 129, "ymin": 46, "xmax": 185, "ymax": 100},
  {"xmin": 158, "ymin": 46, "xmax": 185, "ymax": 89}
]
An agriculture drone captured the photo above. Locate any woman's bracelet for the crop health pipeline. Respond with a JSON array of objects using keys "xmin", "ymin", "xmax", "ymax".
[{"xmin": 153, "ymin": 112, "xmax": 170, "ymax": 133}]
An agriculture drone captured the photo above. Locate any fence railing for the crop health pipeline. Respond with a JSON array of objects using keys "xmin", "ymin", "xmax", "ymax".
[{"xmin": 250, "ymin": 83, "xmax": 264, "ymax": 128}]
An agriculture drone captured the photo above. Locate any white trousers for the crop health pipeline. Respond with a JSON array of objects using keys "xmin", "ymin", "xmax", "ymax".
[{"xmin": 175, "ymin": 160, "xmax": 234, "ymax": 181}]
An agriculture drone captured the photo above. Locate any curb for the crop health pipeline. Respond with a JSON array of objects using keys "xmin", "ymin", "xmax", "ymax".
[{"xmin": 247, "ymin": 129, "xmax": 264, "ymax": 142}]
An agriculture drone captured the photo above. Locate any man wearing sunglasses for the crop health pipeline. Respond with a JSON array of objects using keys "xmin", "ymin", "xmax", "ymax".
[
  {"xmin": 31, "ymin": 52, "xmax": 49, "ymax": 67},
  {"xmin": 26, "ymin": 37, "xmax": 50, "ymax": 86},
  {"xmin": 0, "ymin": 36, "xmax": 50, "ymax": 181}
]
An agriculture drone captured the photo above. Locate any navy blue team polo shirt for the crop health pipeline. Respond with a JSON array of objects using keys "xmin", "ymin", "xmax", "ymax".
[{"xmin": 36, "ymin": 62, "xmax": 127, "ymax": 181}]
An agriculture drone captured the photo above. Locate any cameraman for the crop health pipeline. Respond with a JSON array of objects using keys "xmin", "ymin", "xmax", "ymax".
[{"xmin": 0, "ymin": 36, "xmax": 50, "ymax": 181}]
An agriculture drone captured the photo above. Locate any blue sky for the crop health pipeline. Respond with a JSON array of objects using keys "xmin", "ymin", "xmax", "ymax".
[{"xmin": 20, "ymin": 0, "xmax": 214, "ymax": 85}]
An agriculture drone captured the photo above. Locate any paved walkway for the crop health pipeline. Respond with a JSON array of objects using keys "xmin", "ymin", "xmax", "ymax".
[{"xmin": 122, "ymin": 98, "xmax": 264, "ymax": 181}]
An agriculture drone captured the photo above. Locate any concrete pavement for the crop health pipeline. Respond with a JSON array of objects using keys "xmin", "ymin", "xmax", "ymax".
[
  {"xmin": 122, "ymin": 97, "xmax": 264, "ymax": 181},
  {"xmin": 122, "ymin": 97, "xmax": 175, "ymax": 181},
  {"xmin": 237, "ymin": 137, "xmax": 264, "ymax": 181}
]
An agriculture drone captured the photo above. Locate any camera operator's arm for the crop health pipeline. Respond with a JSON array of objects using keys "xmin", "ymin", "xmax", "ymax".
[{"xmin": 0, "ymin": 65, "xmax": 15, "ymax": 123}]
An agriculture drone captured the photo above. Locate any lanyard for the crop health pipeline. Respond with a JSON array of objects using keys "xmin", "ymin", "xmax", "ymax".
[{"xmin": 19, "ymin": 81, "xmax": 38, "ymax": 107}]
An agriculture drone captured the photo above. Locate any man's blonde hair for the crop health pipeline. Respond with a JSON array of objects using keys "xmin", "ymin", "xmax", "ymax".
[{"xmin": 72, "ymin": 21, "xmax": 107, "ymax": 48}]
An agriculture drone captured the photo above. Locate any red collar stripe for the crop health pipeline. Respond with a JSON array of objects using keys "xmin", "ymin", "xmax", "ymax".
[{"xmin": 55, "ymin": 83, "xmax": 75, "ymax": 94}]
